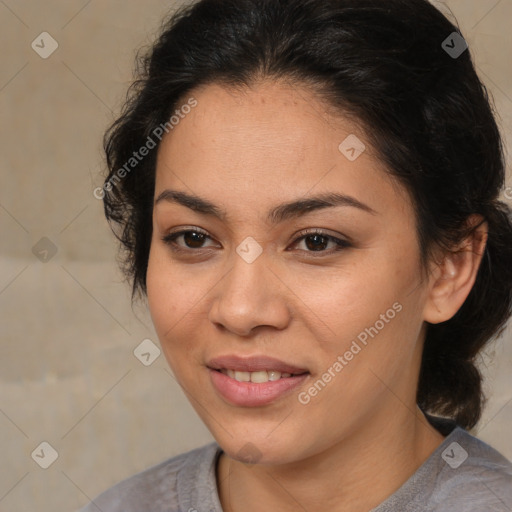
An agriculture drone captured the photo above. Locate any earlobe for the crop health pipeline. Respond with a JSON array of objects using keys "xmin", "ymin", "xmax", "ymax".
[{"xmin": 423, "ymin": 216, "xmax": 488, "ymax": 324}]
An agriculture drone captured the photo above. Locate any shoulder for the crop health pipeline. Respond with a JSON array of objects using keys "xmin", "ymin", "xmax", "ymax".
[
  {"xmin": 428, "ymin": 427, "xmax": 512, "ymax": 511},
  {"xmin": 76, "ymin": 442, "xmax": 221, "ymax": 512},
  {"xmin": 373, "ymin": 426, "xmax": 512, "ymax": 512}
]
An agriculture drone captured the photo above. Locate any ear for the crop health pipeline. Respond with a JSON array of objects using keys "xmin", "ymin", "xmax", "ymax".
[{"xmin": 423, "ymin": 215, "xmax": 488, "ymax": 324}]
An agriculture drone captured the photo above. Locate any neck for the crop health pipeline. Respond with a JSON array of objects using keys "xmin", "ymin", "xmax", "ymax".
[{"xmin": 217, "ymin": 407, "xmax": 446, "ymax": 512}]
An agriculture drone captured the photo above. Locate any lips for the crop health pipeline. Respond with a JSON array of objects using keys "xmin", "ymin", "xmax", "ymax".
[
  {"xmin": 207, "ymin": 354, "xmax": 308, "ymax": 375},
  {"xmin": 207, "ymin": 354, "xmax": 309, "ymax": 407}
]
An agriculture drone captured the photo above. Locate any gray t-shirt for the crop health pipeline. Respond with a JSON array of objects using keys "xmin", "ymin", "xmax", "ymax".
[{"xmin": 78, "ymin": 424, "xmax": 512, "ymax": 511}]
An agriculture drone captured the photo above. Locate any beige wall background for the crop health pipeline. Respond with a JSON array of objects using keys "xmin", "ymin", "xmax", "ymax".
[{"xmin": 1, "ymin": 1, "xmax": 511, "ymax": 510}]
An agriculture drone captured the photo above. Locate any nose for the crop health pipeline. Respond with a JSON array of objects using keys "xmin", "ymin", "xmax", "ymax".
[{"xmin": 208, "ymin": 250, "xmax": 292, "ymax": 337}]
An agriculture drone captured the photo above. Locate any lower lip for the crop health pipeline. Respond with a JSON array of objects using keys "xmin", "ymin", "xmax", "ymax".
[{"xmin": 208, "ymin": 369, "xmax": 309, "ymax": 407}]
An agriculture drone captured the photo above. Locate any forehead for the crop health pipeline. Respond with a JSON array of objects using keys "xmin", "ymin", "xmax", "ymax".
[
  {"xmin": 159, "ymin": 79, "xmax": 361, "ymax": 162},
  {"xmin": 154, "ymin": 80, "xmax": 412, "ymax": 222}
]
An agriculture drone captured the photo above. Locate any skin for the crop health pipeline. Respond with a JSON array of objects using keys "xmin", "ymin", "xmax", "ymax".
[{"xmin": 146, "ymin": 79, "xmax": 488, "ymax": 512}]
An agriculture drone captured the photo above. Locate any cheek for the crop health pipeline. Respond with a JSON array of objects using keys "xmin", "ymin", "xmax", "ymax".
[
  {"xmin": 304, "ymin": 245, "xmax": 424, "ymax": 374},
  {"xmin": 146, "ymin": 246, "xmax": 185, "ymax": 346},
  {"xmin": 313, "ymin": 257, "xmax": 412, "ymax": 333},
  {"xmin": 146, "ymin": 244, "xmax": 209, "ymax": 363}
]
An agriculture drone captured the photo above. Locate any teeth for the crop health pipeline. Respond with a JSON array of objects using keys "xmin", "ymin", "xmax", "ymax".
[
  {"xmin": 268, "ymin": 370, "xmax": 281, "ymax": 381},
  {"xmin": 234, "ymin": 371, "xmax": 251, "ymax": 382},
  {"xmin": 249, "ymin": 371, "xmax": 269, "ymax": 383},
  {"xmin": 219, "ymin": 369, "xmax": 301, "ymax": 382}
]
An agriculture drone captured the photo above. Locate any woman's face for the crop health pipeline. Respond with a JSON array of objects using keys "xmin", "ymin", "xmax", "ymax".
[{"xmin": 147, "ymin": 80, "xmax": 433, "ymax": 464}]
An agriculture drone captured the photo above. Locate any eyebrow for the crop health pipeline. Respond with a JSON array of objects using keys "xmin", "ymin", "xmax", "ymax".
[{"xmin": 154, "ymin": 189, "xmax": 377, "ymax": 224}]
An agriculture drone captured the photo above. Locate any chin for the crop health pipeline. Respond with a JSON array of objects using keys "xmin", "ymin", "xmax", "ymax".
[{"xmin": 206, "ymin": 421, "xmax": 306, "ymax": 466}]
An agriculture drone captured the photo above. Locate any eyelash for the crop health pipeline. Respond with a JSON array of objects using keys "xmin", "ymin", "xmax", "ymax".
[{"xmin": 161, "ymin": 227, "xmax": 351, "ymax": 257}]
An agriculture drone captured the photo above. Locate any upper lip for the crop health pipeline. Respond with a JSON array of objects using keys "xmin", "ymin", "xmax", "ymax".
[{"xmin": 207, "ymin": 355, "xmax": 308, "ymax": 374}]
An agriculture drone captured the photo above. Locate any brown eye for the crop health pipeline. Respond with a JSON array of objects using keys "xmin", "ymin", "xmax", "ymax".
[
  {"xmin": 162, "ymin": 228, "xmax": 216, "ymax": 251},
  {"xmin": 292, "ymin": 229, "xmax": 351, "ymax": 256},
  {"xmin": 181, "ymin": 231, "xmax": 207, "ymax": 248},
  {"xmin": 303, "ymin": 233, "xmax": 330, "ymax": 251}
]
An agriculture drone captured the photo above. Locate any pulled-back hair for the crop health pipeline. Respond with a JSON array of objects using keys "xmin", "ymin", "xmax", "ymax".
[{"xmin": 102, "ymin": 0, "xmax": 512, "ymax": 429}]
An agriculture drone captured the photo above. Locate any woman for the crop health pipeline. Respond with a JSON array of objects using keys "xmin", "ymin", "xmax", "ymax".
[{"xmin": 80, "ymin": 0, "xmax": 512, "ymax": 510}]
